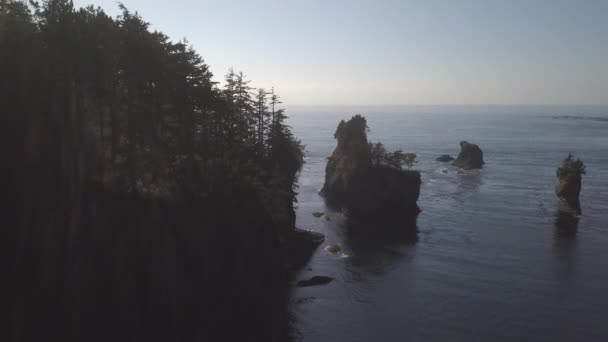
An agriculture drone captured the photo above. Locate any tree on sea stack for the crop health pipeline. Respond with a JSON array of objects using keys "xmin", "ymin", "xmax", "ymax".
[{"xmin": 555, "ymin": 154, "xmax": 585, "ymax": 215}]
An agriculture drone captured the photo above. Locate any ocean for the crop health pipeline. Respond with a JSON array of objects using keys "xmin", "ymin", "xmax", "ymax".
[{"xmin": 287, "ymin": 105, "xmax": 608, "ymax": 341}]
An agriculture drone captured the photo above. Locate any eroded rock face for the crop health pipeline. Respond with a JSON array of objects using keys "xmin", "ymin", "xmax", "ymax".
[
  {"xmin": 453, "ymin": 141, "xmax": 484, "ymax": 170},
  {"xmin": 322, "ymin": 115, "xmax": 421, "ymax": 220},
  {"xmin": 556, "ymin": 174, "xmax": 582, "ymax": 215},
  {"xmin": 322, "ymin": 115, "xmax": 371, "ymax": 198}
]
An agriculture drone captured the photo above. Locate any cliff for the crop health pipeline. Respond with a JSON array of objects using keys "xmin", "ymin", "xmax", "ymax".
[{"xmin": 322, "ymin": 115, "xmax": 421, "ymax": 220}]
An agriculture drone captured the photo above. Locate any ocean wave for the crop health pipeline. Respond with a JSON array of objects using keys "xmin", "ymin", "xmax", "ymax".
[{"xmin": 551, "ymin": 115, "xmax": 608, "ymax": 122}]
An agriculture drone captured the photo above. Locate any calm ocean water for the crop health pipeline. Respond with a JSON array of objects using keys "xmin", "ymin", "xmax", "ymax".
[{"xmin": 287, "ymin": 105, "xmax": 608, "ymax": 342}]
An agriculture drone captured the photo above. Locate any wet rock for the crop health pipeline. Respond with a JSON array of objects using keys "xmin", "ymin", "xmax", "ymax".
[
  {"xmin": 312, "ymin": 211, "xmax": 324, "ymax": 217},
  {"xmin": 436, "ymin": 154, "xmax": 454, "ymax": 162},
  {"xmin": 295, "ymin": 297, "xmax": 316, "ymax": 304},
  {"xmin": 325, "ymin": 244, "xmax": 341, "ymax": 254},
  {"xmin": 453, "ymin": 141, "xmax": 484, "ymax": 170},
  {"xmin": 296, "ymin": 275, "xmax": 333, "ymax": 287}
]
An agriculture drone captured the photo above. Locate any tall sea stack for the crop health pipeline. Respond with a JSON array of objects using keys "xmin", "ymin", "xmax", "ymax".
[
  {"xmin": 321, "ymin": 115, "xmax": 421, "ymax": 221},
  {"xmin": 555, "ymin": 154, "xmax": 585, "ymax": 215}
]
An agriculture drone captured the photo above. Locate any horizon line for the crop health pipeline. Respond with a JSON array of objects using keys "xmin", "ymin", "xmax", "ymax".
[{"xmin": 285, "ymin": 103, "xmax": 608, "ymax": 107}]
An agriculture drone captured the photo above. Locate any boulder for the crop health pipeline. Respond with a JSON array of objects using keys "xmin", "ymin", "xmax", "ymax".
[
  {"xmin": 436, "ymin": 154, "xmax": 454, "ymax": 162},
  {"xmin": 452, "ymin": 141, "xmax": 484, "ymax": 170},
  {"xmin": 325, "ymin": 244, "xmax": 341, "ymax": 254},
  {"xmin": 296, "ymin": 275, "xmax": 333, "ymax": 287},
  {"xmin": 321, "ymin": 115, "xmax": 421, "ymax": 220}
]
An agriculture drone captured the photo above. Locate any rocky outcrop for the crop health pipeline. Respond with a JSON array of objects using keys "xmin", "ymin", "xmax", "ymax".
[
  {"xmin": 325, "ymin": 244, "xmax": 341, "ymax": 254},
  {"xmin": 436, "ymin": 154, "xmax": 454, "ymax": 162},
  {"xmin": 556, "ymin": 175, "xmax": 581, "ymax": 214},
  {"xmin": 555, "ymin": 154, "xmax": 585, "ymax": 215},
  {"xmin": 453, "ymin": 141, "xmax": 484, "ymax": 169},
  {"xmin": 296, "ymin": 275, "xmax": 333, "ymax": 287},
  {"xmin": 321, "ymin": 115, "xmax": 421, "ymax": 220}
]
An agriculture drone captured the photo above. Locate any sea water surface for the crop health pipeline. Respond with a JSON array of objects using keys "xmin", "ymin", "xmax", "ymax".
[{"xmin": 287, "ymin": 105, "xmax": 608, "ymax": 342}]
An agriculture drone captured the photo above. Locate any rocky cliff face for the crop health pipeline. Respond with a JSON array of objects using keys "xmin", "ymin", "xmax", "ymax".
[
  {"xmin": 556, "ymin": 174, "xmax": 582, "ymax": 215},
  {"xmin": 322, "ymin": 115, "xmax": 421, "ymax": 220},
  {"xmin": 322, "ymin": 115, "xmax": 371, "ymax": 198},
  {"xmin": 453, "ymin": 141, "xmax": 484, "ymax": 170}
]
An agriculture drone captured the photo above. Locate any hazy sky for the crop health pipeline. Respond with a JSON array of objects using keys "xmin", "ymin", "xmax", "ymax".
[{"xmin": 73, "ymin": 0, "xmax": 608, "ymax": 105}]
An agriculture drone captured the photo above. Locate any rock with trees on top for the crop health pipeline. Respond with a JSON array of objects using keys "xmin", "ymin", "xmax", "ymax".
[{"xmin": 321, "ymin": 115, "xmax": 421, "ymax": 221}]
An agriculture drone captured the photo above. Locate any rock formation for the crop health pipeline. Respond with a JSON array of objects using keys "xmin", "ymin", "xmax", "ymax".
[
  {"xmin": 296, "ymin": 275, "xmax": 334, "ymax": 287},
  {"xmin": 436, "ymin": 154, "xmax": 454, "ymax": 162},
  {"xmin": 325, "ymin": 244, "xmax": 342, "ymax": 254},
  {"xmin": 321, "ymin": 115, "xmax": 421, "ymax": 220},
  {"xmin": 452, "ymin": 141, "xmax": 484, "ymax": 169},
  {"xmin": 555, "ymin": 154, "xmax": 585, "ymax": 215}
]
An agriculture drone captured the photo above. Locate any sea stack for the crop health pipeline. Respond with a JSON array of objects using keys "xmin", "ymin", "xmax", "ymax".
[
  {"xmin": 555, "ymin": 154, "xmax": 585, "ymax": 215},
  {"xmin": 321, "ymin": 115, "xmax": 421, "ymax": 221},
  {"xmin": 453, "ymin": 141, "xmax": 484, "ymax": 170}
]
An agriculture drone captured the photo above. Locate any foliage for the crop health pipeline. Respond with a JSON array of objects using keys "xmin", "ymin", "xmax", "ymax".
[
  {"xmin": 370, "ymin": 142, "xmax": 417, "ymax": 170},
  {"xmin": 334, "ymin": 114, "xmax": 368, "ymax": 143},
  {"xmin": 0, "ymin": 1, "xmax": 306, "ymax": 340},
  {"xmin": 556, "ymin": 154, "xmax": 586, "ymax": 179},
  {"xmin": 0, "ymin": 0, "xmax": 303, "ymax": 210}
]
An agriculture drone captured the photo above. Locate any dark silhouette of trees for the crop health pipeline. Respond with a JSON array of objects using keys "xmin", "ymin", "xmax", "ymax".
[
  {"xmin": 1, "ymin": 1, "xmax": 304, "ymax": 341},
  {"xmin": 370, "ymin": 142, "xmax": 417, "ymax": 170}
]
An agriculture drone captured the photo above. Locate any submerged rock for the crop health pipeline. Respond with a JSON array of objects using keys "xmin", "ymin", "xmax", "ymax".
[
  {"xmin": 296, "ymin": 275, "xmax": 333, "ymax": 287},
  {"xmin": 436, "ymin": 154, "xmax": 455, "ymax": 162},
  {"xmin": 312, "ymin": 211, "xmax": 324, "ymax": 217},
  {"xmin": 555, "ymin": 154, "xmax": 585, "ymax": 215},
  {"xmin": 321, "ymin": 115, "xmax": 421, "ymax": 220},
  {"xmin": 453, "ymin": 141, "xmax": 484, "ymax": 170}
]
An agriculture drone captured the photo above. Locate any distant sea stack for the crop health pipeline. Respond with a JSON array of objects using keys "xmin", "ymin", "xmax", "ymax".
[
  {"xmin": 555, "ymin": 154, "xmax": 585, "ymax": 215},
  {"xmin": 453, "ymin": 141, "xmax": 484, "ymax": 170},
  {"xmin": 321, "ymin": 115, "xmax": 421, "ymax": 220}
]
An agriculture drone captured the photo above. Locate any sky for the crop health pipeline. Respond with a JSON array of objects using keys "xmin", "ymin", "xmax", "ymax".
[{"xmin": 73, "ymin": 0, "xmax": 608, "ymax": 105}]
